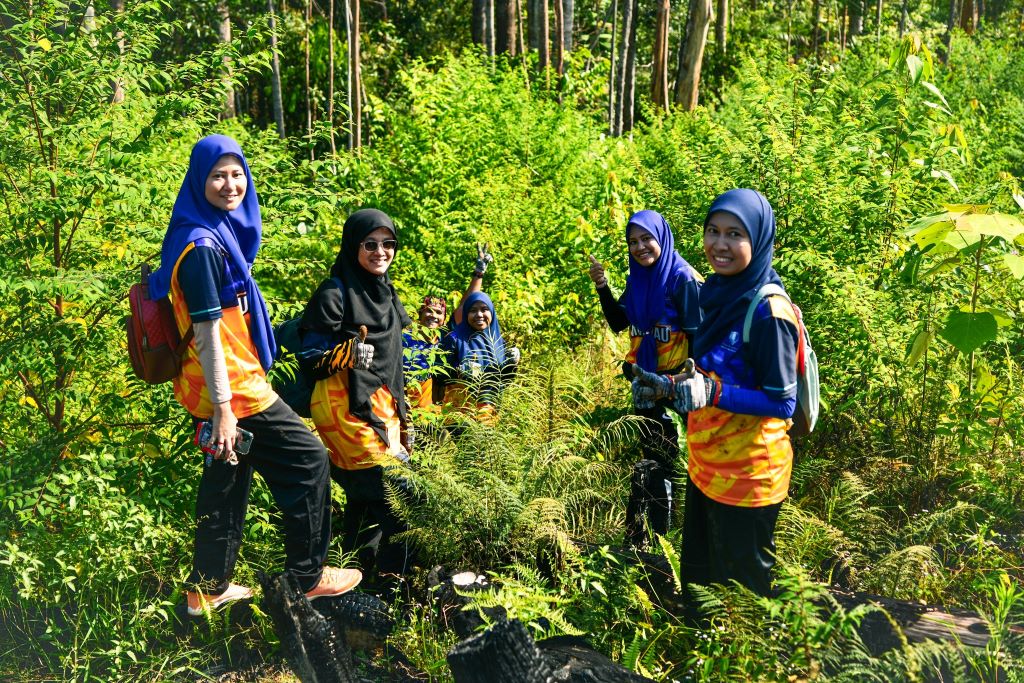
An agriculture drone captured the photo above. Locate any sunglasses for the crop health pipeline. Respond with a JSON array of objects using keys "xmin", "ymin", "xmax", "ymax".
[{"xmin": 361, "ymin": 239, "xmax": 398, "ymax": 252}]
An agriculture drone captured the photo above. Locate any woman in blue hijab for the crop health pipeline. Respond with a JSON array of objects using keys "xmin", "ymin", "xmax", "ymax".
[
  {"xmin": 587, "ymin": 210, "xmax": 703, "ymax": 548},
  {"xmin": 438, "ymin": 291, "xmax": 520, "ymax": 416},
  {"xmin": 635, "ymin": 189, "xmax": 801, "ymax": 596},
  {"xmin": 153, "ymin": 135, "xmax": 360, "ymax": 616}
]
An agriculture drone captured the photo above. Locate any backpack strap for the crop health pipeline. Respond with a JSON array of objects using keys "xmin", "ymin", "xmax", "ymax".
[{"xmin": 741, "ymin": 283, "xmax": 805, "ymax": 375}]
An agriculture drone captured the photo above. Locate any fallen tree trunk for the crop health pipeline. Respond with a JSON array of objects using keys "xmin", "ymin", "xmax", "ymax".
[{"xmin": 448, "ymin": 619, "xmax": 554, "ymax": 683}]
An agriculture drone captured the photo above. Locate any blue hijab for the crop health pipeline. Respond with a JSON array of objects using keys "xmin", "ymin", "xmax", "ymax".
[
  {"xmin": 622, "ymin": 210, "xmax": 689, "ymax": 373},
  {"xmin": 149, "ymin": 134, "xmax": 276, "ymax": 371},
  {"xmin": 446, "ymin": 292, "xmax": 507, "ymax": 369},
  {"xmin": 692, "ymin": 188, "xmax": 784, "ymax": 360}
]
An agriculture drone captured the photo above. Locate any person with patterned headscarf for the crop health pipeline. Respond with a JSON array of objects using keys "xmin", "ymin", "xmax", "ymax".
[
  {"xmin": 633, "ymin": 189, "xmax": 801, "ymax": 596},
  {"xmin": 587, "ymin": 210, "xmax": 703, "ymax": 548},
  {"xmin": 151, "ymin": 135, "xmax": 360, "ymax": 618}
]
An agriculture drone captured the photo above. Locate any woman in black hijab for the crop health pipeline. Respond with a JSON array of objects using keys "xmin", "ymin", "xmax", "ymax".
[{"xmin": 299, "ymin": 208, "xmax": 415, "ymax": 587}]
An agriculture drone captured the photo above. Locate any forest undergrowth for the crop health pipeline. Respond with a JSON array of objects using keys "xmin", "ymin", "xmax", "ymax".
[{"xmin": 1, "ymin": 2, "xmax": 1023, "ymax": 680}]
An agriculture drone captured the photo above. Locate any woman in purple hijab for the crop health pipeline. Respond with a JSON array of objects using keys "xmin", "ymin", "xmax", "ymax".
[{"xmin": 587, "ymin": 209, "xmax": 703, "ymax": 548}]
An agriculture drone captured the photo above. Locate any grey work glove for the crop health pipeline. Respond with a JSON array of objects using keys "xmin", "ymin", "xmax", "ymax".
[
  {"xmin": 474, "ymin": 243, "xmax": 494, "ymax": 277},
  {"xmin": 631, "ymin": 366, "xmax": 676, "ymax": 407},
  {"xmin": 353, "ymin": 340, "xmax": 374, "ymax": 370},
  {"xmin": 671, "ymin": 370, "xmax": 720, "ymax": 414},
  {"xmin": 507, "ymin": 347, "xmax": 521, "ymax": 364}
]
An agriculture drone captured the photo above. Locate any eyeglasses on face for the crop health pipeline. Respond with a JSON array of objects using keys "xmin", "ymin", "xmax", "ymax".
[{"xmin": 361, "ymin": 239, "xmax": 398, "ymax": 252}]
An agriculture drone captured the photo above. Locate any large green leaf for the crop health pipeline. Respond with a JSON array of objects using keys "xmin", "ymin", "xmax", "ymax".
[
  {"xmin": 1001, "ymin": 254, "xmax": 1024, "ymax": 279},
  {"xmin": 938, "ymin": 311, "xmax": 998, "ymax": 355}
]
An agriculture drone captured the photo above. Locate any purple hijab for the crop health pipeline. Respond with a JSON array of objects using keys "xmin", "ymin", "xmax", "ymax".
[
  {"xmin": 149, "ymin": 134, "xmax": 276, "ymax": 371},
  {"xmin": 622, "ymin": 210, "xmax": 689, "ymax": 372},
  {"xmin": 692, "ymin": 188, "xmax": 785, "ymax": 360}
]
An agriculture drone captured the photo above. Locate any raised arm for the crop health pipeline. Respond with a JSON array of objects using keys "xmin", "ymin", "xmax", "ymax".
[
  {"xmin": 588, "ymin": 254, "xmax": 630, "ymax": 333},
  {"xmin": 453, "ymin": 243, "xmax": 492, "ymax": 326}
]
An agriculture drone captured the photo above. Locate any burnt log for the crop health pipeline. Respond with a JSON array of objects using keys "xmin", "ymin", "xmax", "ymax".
[
  {"xmin": 259, "ymin": 571, "xmax": 357, "ymax": 683},
  {"xmin": 538, "ymin": 635, "xmax": 655, "ymax": 682},
  {"xmin": 448, "ymin": 618, "xmax": 555, "ymax": 683},
  {"xmin": 427, "ymin": 566, "xmax": 507, "ymax": 638}
]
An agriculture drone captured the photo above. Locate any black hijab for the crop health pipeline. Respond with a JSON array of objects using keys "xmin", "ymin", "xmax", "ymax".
[{"xmin": 301, "ymin": 209, "xmax": 412, "ymax": 445}]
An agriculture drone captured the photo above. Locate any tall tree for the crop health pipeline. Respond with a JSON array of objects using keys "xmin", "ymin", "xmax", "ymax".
[
  {"xmin": 715, "ymin": 0, "xmax": 727, "ymax": 54},
  {"xmin": 616, "ymin": 0, "xmax": 638, "ymax": 133},
  {"xmin": 496, "ymin": 0, "xmax": 518, "ymax": 54},
  {"xmin": 652, "ymin": 0, "xmax": 671, "ymax": 111},
  {"xmin": 305, "ymin": 0, "xmax": 313, "ymax": 159},
  {"xmin": 553, "ymin": 0, "xmax": 564, "ymax": 75},
  {"xmin": 472, "ymin": 0, "xmax": 486, "ymax": 44},
  {"xmin": 347, "ymin": 0, "xmax": 362, "ymax": 150},
  {"xmin": 109, "ymin": 0, "xmax": 124, "ymax": 104},
  {"xmin": 674, "ymin": 0, "xmax": 712, "ymax": 111},
  {"xmin": 608, "ymin": 0, "xmax": 618, "ymax": 135},
  {"xmin": 267, "ymin": 0, "xmax": 285, "ymax": 138},
  {"xmin": 561, "ymin": 0, "xmax": 574, "ymax": 52},
  {"xmin": 329, "ymin": 0, "xmax": 338, "ymax": 156},
  {"xmin": 849, "ymin": 0, "xmax": 864, "ymax": 36},
  {"xmin": 538, "ymin": 0, "xmax": 550, "ymax": 74},
  {"xmin": 216, "ymin": 0, "xmax": 235, "ymax": 119}
]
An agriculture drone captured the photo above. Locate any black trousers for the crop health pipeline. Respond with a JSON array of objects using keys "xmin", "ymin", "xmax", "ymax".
[
  {"xmin": 624, "ymin": 405, "xmax": 679, "ymax": 547},
  {"xmin": 188, "ymin": 398, "xmax": 332, "ymax": 594},
  {"xmin": 680, "ymin": 475, "xmax": 782, "ymax": 597},
  {"xmin": 332, "ymin": 465, "xmax": 415, "ymax": 578}
]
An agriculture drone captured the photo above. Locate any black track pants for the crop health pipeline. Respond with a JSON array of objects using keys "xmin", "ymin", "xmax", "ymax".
[
  {"xmin": 332, "ymin": 464, "xmax": 415, "ymax": 578},
  {"xmin": 188, "ymin": 398, "xmax": 333, "ymax": 594},
  {"xmin": 625, "ymin": 405, "xmax": 679, "ymax": 547}
]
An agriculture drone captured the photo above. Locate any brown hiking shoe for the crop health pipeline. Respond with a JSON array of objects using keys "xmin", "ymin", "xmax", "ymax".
[
  {"xmin": 186, "ymin": 583, "xmax": 253, "ymax": 616},
  {"xmin": 305, "ymin": 566, "xmax": 362, "ymax": 601}
]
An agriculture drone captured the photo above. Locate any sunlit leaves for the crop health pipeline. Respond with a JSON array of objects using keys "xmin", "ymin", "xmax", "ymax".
[{"xmin": 939, "ymin": 311, "xmax": 998, "ymax": 356}]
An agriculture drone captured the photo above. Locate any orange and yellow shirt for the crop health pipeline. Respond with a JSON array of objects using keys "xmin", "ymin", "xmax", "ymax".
[
  {"xmin": 687, "ymin": 295, "xmax": 800, "ymax": 507},
  {"xmin": 169, "ymin": 242, "xmax": 277, "ymax": 419},
  {"xmin": 309, "ymin": 370, "xmax": 403, "ymax": 470}
]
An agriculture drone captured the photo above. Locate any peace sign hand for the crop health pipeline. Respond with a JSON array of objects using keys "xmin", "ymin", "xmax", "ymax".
[{"xmin": 474, "ymin": 243, "xmax": 494, "ymax": 276}]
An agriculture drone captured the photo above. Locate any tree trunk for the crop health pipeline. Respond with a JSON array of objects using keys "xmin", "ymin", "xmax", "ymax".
[
  {"xmin": 348, "ymin": 0, "xmax": 362, "ymax": 150},
  {"xmin": 109, "ymin": 0, "xmax": 125, "ymax": 104},
  {"xmin": 216, "ymin": 0, "xmax": 235, "ymax": 119},
  {"xmin": 329, "ymin": 0, "xmax": 338, "ymax": 156},
  {"xmin": 487, "ymin": 0, "xmax": 496, "ymax": 56},
  {"xmin": 496, "ymin": 0, "xmax": 517, "ymax": 54},
  {"xmin": 538, "ymin": 0, "xmax": 549, "ymax": 75},
  {"xmin": 305, "ymin": 0, "xmax": 313, "ymax": 159},
  {"xmin": 812, "ymin": 0, "xmax": 822, "ymax": 55},
  {"xmin": 268, "ymin": 0, "xmax": 286, "ymax": 138},
  {"xmin": 553, "ymin": 0, "xmax": 564, "ymax": 75},
  {"xmin": 898, "ymin": 0, "xmax": 907, "ymax": 36},
  {"xmin": 614, "ymin": 0, "xmax": 635, "ymax": 133},
  {"xmin": 875, "ymin": 0, "xmax": 883, "ymax": 40},
  {"xmin": 608, "ymin": 0, "xmax": 618, "ymax": 135},
  {"xmin": 959, "ymin": 0, "xmax": 978, "ymax": 32},
  {"xmin": 621, "ymin": 0, "xmax": 638, "ymax": 133},
  {"xmin": 472, "ymin": 0, "xmax": 486, "ymax": 44},
  {"xmin": 849, "ymin": 0, "xmax": 864, "ymax": 36},
  {"xmin": 673, "ymin": 0, "xmax": 711, "ymax": 111},
  {"xmin": 561, "ymin": 0, "xmax": 574, "ymax": 52},
  {"xmin": 943, "ymin": 0, "xmax": 957, "ymax": 60},
  {"xmin": 527, "ymin": 0, "xmax": 540, "ymax": 49},
  {"xmin": 715, "ymin": 0, "xmax": 727, "ymax": 54},
  {"xmin": 651, "ymin": 0, "xmax": 671, "ymax": 112}
]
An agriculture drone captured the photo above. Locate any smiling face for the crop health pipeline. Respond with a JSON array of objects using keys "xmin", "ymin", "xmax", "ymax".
[
  {"xmin": 418, "ymin": 304, "xmax": 445, "ymax": 329},
  {"xmin": 467, "ymin": 300, "xmax": 493, "ymax": 331},
  {"xmin": 356, "ymin": 227, "xmax": 397, "ymax": 276},
  {"xmin": 204, "ymin": 155, "xmax": 248, "ymax": 211},
  {"xmin": 627, "ymin": 225, "xmax": 662, "ymax": 267},
  {"xmin": 703, "ymin": 211, "xmax": 753, "ymax": 277}
]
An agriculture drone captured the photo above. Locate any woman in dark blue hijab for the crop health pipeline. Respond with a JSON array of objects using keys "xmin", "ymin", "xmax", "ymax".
[
  {"xmin": 637, "ymin": 188, "xmax": 801, "ymax": 597},
  {"xmin": 587, "ymin": 209, "xmax": 702, "ymax": 548},
  {"xmin": 439, "ymin": 291, "xmax": 520, "ymax": 414}
]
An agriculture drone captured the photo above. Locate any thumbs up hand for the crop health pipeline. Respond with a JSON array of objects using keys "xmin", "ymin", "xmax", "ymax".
[{"xmin": 587, "ymin": 254, "xmax": 608, "ymax": 288}]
